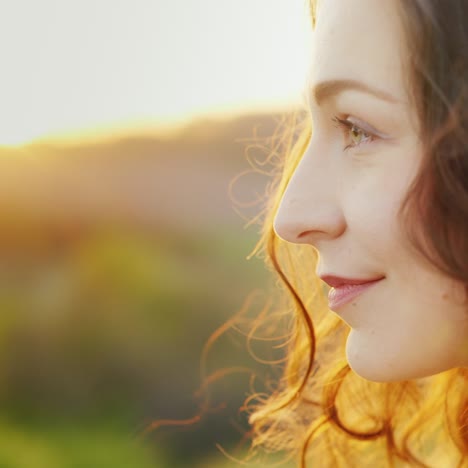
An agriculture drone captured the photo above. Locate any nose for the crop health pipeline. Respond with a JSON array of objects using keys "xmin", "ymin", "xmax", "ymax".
[{"xmin": 273, "ymin": 144, "xmax": 346, "ymax": 246}]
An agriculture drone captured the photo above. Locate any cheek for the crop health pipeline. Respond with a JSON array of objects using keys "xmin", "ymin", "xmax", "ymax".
[
  {"xmin": 342, "ymin": 142, "xmax": 422, "ymax": 236},
  {"xmin": 343, "ymin": 172, "xmax": 407, "ymax": 252}
]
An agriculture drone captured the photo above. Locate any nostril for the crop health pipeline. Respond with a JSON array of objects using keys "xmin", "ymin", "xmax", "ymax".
[
  {"xmin": 297, "ymin": 230, "xmax": 312, "ymax": 240},
  {"xmin": 274, "ymin": 219, "xmax": 312, "ymax": 245}
]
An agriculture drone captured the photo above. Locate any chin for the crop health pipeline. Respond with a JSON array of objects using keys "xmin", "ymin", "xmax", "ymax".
[
  {"xmin": 348, "ymin": 362, "xmax": 449, "ymax": 383},
  {"xmin": 346, "ymin": 357, "xmax": 395, "ymax": 382},
  {"xmin": 347, "ymin": 362, "xmax": 405, "ymax": 383},
  {"xmin": 345, "ymin": 331, "xmax": 422, "ymax": 383},
  {"xmin": 344, "ymin": 330, "xmax": 392, "ymax": 382},
  {"xmin": 345, "ymin": 334, "xmax": 454, "ymax": 383}
]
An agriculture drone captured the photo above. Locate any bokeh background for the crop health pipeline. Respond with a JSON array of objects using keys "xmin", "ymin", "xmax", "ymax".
[{"xmin": 0, "ymin": 1, "xmax": 311, "ymax": 466}]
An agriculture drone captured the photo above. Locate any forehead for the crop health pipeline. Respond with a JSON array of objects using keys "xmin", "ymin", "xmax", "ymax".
[{"xmin": 311, "ymin": 0, "xmax": 407, "ymax": 101}]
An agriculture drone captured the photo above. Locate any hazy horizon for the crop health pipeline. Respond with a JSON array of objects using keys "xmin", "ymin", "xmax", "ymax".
[
  {"xmin": 1, "ymin": 0, "xmax": 310, "ymax": 146},
  {"xmin": 12, "ymin": 102, "xmax": 299, "ymax": 148}
]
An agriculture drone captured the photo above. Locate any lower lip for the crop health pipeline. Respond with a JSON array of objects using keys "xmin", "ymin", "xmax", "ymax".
[{"xmin": 328, "ymin": 279, "xmax": 384, "ymax": 310}]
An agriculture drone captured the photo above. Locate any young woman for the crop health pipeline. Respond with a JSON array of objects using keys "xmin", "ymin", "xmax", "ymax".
[{"xmin": 246, "ymin": 0, "xmax": 468, "ymax": 466}]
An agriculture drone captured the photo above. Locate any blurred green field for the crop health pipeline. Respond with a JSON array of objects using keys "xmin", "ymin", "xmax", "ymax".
[
  {"xmin": 0, "ymin": 112, "xmax": 289, "ymax": 467},
  {"xmin": 0, "ymin": 419, "xmax": 165, "ymax": 468},
  {"xmin": 0, "ymin": 227, "xmax": 275, "ymax": 467}
]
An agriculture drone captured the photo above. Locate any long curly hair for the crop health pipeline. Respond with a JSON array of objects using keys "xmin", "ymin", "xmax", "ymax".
[{"xmin": 245, "ymin": 1, "xmax": 468, "ymax": 466}]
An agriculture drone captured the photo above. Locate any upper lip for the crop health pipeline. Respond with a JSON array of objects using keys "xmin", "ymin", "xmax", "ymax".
[{"xmin": 319, "ymin": 275, "xmax": 385, "ymax": 288}]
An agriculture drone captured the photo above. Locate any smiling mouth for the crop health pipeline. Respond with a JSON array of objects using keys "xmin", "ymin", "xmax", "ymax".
[{"xmin": 327, "ymin": 278, "xmax": 384, "ymax": 310}]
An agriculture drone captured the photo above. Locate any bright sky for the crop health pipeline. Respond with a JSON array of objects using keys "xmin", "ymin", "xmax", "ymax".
[{"xmin": 0, "ymin": 0, "xmax": 311, "ymax": 145}]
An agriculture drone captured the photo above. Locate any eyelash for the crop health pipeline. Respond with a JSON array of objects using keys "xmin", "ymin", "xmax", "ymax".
[{"xmin": 332, "ymin": 116, "xmax": 375, "ymax": 151}]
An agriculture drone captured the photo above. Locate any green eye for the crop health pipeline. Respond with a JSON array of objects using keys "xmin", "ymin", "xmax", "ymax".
[
  {"xmin": 332, "ymin": 116, "xmax": 374, "ymax": 151},
  {"xmin": 350, "ymin": 125, "xmax": 370, "ymax": 146}
]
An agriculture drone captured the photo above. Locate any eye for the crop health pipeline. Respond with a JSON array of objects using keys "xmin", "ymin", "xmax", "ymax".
[{"xmin": 332, "ymin": 116, "xmax": 375, "ymax": 151}]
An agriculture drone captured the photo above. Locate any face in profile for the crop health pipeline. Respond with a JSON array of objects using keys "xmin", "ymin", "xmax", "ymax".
[{"xmin": 274, "ymin": 0, "xmax": 468, "ymax": 382}]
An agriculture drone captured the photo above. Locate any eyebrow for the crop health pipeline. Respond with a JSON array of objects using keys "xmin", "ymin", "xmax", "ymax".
[{"xmin": 312, "ymin": 79, "xmax": 399, "ymax": 106}]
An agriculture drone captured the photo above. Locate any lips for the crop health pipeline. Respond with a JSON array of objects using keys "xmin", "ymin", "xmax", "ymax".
[
  {"xmin": 319, "ymin": 275, "xmax": 385, "ymax": 310},
  {"xmin": 320, "ymin": 275, "xmax": 385, "ymax": 288}
]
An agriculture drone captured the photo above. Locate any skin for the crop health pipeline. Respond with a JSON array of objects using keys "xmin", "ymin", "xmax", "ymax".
[{"xmin": 273, "ymin": 0, "xmax": 468, "ymax": 382}]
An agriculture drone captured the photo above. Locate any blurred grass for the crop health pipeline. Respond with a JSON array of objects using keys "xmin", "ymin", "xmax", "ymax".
[
  {"xmin": 0, "ymin": 418, "xmax": 166, "ymax": 468},
  {"xmin": 0, "ymin": 112, "xmax": 289, "ymax": 467},
  {"xmin": 0, "ymin": 226, "xmax": 275, "ymax": 467}
]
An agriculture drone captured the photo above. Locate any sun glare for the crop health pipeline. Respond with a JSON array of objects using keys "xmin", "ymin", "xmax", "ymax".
[
  {"xmin": 0, "ymin": 129, "xmax": 44, "ymax": 147},
  {"xmin": 0, "ymin": 0, "xmax": 310, "ymax": 146}
]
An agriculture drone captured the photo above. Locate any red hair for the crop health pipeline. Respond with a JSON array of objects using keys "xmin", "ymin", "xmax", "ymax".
[{"xmin": 245, "ymin": 1, "xmax": 468, "ymax": 466}]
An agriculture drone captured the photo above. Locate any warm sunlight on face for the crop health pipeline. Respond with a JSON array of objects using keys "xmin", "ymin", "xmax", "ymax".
[
  {"xmin": 274, "ymin": 0, "xmax": 468, "ymax": 382},
  {"xmin": 0, "ymin": 0, "xmax": 310, "ymax": 145}
]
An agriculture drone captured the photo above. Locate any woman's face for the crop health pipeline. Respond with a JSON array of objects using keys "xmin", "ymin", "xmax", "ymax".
[{"xmin": 274, "ymin": 0, "xmax": 468, "ymax": 382}]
